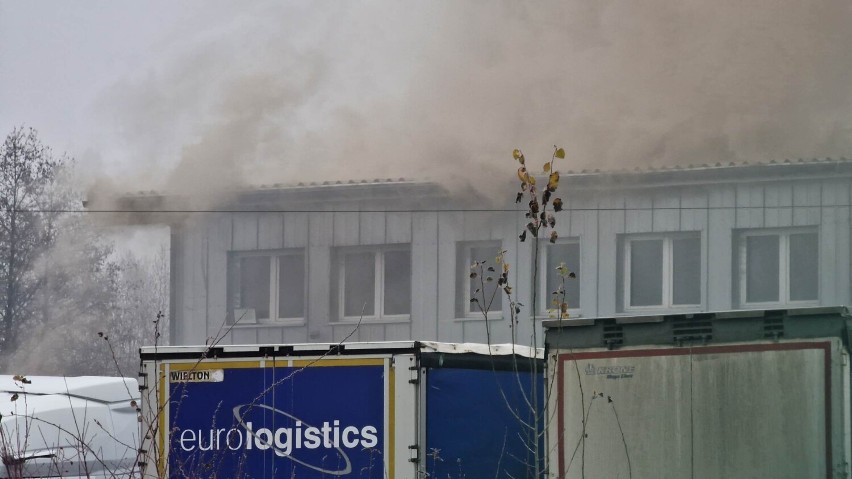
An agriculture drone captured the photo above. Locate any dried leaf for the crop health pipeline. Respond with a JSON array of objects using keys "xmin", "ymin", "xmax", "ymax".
[
  {"xmin": 515, "ymin": 192, "xmax": 523, "ymax": 203},
  {"xmin": 543, "ymin": 162, "xmax": 551, "ymax": 172},
  {"xmin": 517, "ymin": 166, "xmax": 527, "ymax": 182},
  {"xmin": 519, "ymin": 230, "xmax": 527, "ymax": 242},
  {"xmin": 569, "ymin": 272, "xmax": 577, "ymax": 279},
  {"xmin": 10, "ymin": 393, "xmax": 18, "ymax": 402},
  {"xmin": 555, "ymin": 147, "xmax": 565, "ymax": 159},
  {"xmin": 469, "ymin": 272, "xmax": 477, "ymax": 279},
  {"xmin": 552, "ymin": 198, "xmax": 563, "ymax": 212},
  {"xmin": 512, "ymin": 149, "xmax": 522, "ymax": 160},
  {"xmin": 550, "ymin": 230, "xmax": 558, "ymax": 243},
  {"xmin": 547, "ymin": 171, "xmax": 560, "ymax": 191}
]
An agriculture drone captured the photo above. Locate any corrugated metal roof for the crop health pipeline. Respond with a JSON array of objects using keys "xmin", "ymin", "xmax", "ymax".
[{"xmin": 561, "ymin": 157, "xmax": 852, "ymax": 176}]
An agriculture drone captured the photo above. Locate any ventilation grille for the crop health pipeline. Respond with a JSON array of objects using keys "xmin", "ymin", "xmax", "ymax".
[
  {"xmin": 763, "ymin": 314, "xmax": 785, "ymax": 339},
  {"xmin": 672, "ymin": 315, "xmax": 713, "ymax": 344},
  {"xmin": 602, "ymin": 320, "xmax": 623, "ymax": 349}
]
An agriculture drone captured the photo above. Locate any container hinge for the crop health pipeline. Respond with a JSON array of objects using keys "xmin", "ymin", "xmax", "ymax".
[
  {"xmin": 408, "ymin": 444, "xmax": 419, "ymax": 463},
  {"xmin": 409, "ymin": 366, "xmax": 419, "ymax": 385}
]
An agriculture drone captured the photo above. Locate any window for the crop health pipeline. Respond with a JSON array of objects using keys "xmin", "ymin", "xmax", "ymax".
[
  {"xmin": 457, "ymin": 241, "xmax": 503, "ymax": 318},
  {"xmin": 335, "ymin": 245, "xmax": 411, "ymax": 320},
  {"xmin": 623, "ymin": 234, "xmax": 701, "ymax": 310},
  {"xmin": 539, "ymin": 240, "xmax": 581, "ymax": 316},
  {"xmin": 228, "ymin": 250, "xmax": 306, "ymax": 324},
  {"xmin": 737, "ymin": 229, "xmax": 818, "ymax": 306}
]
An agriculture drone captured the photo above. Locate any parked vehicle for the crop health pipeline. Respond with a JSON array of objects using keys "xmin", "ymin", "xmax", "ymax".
[
  {"xmin": 138, "ymin": 341, "xmax": 543, "ymax": 478},
  {"xmin": 544, "ymin": 307, "xmax": 852, "ymax": 479},
  {"xmin": 0, "ymin": 375, "xmax": 140, "ymax": 478}
]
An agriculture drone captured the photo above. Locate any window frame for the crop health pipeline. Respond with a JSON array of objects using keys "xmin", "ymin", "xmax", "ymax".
[
  {"xmin": 537, "ymin": 238, "xmax": 582, "ymax": 318},
  {"xmin": 457, "ymin": 240, "xmax": 504, "ymax": 320},
  {"xmin": 737, "ymin": 228, "xmax": 819, "ymax": 308},
  {"xmin": 229, "ymin": 248, "xmax": 307, "ymax": 326},
  {"xmin": 335, "ymin": 244, "xmax": 412, "ymax": 322},
  {"xmin": 622, "ymin": 232, "xmax": 703, "ymax": 313}
]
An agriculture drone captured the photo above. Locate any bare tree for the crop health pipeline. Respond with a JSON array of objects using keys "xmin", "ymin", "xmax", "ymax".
[{"xmin": 0, "ymin": 127, "xmax": 68, "ymax": 354}]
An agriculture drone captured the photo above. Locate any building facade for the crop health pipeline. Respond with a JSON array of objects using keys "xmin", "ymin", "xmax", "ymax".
[{"xmin": 149, "ymin": 159, "xmax": 852, "ymax": 346}]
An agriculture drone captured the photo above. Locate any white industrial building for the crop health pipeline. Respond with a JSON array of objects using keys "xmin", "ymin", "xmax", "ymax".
[{"xmin": 118, "ymin": 158, "xmax": 852, "ymax": 346}]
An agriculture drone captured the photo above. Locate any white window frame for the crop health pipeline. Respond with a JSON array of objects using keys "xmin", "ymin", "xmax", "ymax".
[
  {"xmin": 623, "ymin": 233, "xmax": 702, "ymax": 312},
  {"xmin": 537, "ymin": 238, "xmax": 581, "ymax": 318},
  {"xmin": 230, "ymin": 249, "xmax": 306, "ymax": 326},
  {"xmin": 737, "ymin": 228, "xmax": 819, "ymax": 308},
  {"xmin": 336, "ymin": 244, "xmax": 411, "ymax": 322},
  {"xmin": 458, "ymin": 240, "xmax": 504, "ymax": 320}
]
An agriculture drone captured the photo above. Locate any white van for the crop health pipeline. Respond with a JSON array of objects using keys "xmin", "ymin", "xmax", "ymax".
[{"xmin": 0, "ymin": 376, "xmax": 139, "ymax": 478}]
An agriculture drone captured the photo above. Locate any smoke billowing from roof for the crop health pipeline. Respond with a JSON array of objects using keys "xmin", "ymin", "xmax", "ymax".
[{"xmin": 94, "ymin": 0, "xmax": 852, "ymax": 199}]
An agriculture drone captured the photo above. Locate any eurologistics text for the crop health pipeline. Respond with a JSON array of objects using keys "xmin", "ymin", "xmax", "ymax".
[{"xmin": 176, "ymin": 419, "xmax": 379, "ymax": 457}]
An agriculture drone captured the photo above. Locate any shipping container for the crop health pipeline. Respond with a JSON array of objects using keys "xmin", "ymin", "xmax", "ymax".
[
  {"xmin": 544, "ymin": 307, "xmax": 852, "ymax": 479},
  {"xmin": 138, "ymin": 341, "xmax": 544, "ymax": 478}
]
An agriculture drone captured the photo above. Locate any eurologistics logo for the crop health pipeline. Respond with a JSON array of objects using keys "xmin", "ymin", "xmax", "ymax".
[{"xmin": 174, "ymin": 404, "xmax": 379, "ymax": 475}]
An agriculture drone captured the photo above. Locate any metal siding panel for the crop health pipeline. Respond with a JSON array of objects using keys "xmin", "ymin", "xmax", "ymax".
[
  {"xmin": 680, "ymin": 189, "xmax": 708, "ymax": 232},
  {"xmin": 333, "ymin": 211, "xmax": 359, "ymax": 246},
  {"xmin": 598, "ymin": 200, "xmax": 623, "ymax": 317},
  {"xmin": 793, "ymin": 181, "xmax": 821, "ymax": 206},
  {"xmin": 257, "ymin": 213, "xmax": 283, "ymax": 250},
  {"xmin": 359, "ymin": 211, "xmax": 386, "ymax": 244},
  {"xmin": 412, "ymin": 212, "xmax": 439, "ymax": 340},
  {"xmin": 437, "ymin": 212, "xmax": 463, "ymax": 340},
  {"xmin": 625, "ymin": 192, "xmax": 653, "ymax": 233},
  {"xmin": 764, "ymin": 182, "xmax": 793, "ymax": 227},
  {"xmin": 383, "ymin": 322, "xmax": 411, "ymax": 341},
  {"xmin": 708, "ymin": 185, "xmax": 736, "ymax": 208},
  {"xmin": 386, "ymin": 212, "xmax": 412, "ymax": 244},
  {"xmin": 283, "ymin": 212, "xmax": 309, "ymax": 248},
  {"xmin": 819, "ymin": 211, "xmax": 836, "ymax": 305},
  {"xmin": 307, "ymin": 213, "xmax": 333, "ymax": 341},
  {"xmin": 735, "ymin": 184, "xmax": 764, "ymax": 228},
  {"xmin": 821, "ymin": 179, "xmax": 847, "ymax": 206},
  {"xmin": 793, "ymin": 207, "xmax": 821, "ymax": 226},
  {"xmin": 332, "ymin": 323, "xmax": 359, "ymax": 342},
  {"xmin": 183, "ymin": 221, "xmax": 209, "ymax": 345},
  {"xmin": 256, "ymin": 326, "xmax": 284, "ymax": 344},
  {"xmin": 707, "ymin": 207, "xmax": 735, "ymax": 310},
  {"xmin": 232, "ymin": 214, "xmax": 258, "ymax": 250},
  {"xmin": 358, "ymin": 323, "xmax": 386, "ymax": 342},
  {"xmin": 281, "ymin": 325, "xmax": 309, "ymax": 343},
  {"xmin": 206, "ymin": 215, "xmax": 231, "ymax": 344},
  {"xmin": 579, "ymin": 210, "xmax": 599, "ymax": 318},
  {"xmin": 230, "ymin": 328, "xmax": 256, "ymax": 345},
  {"xmin": 653, "ymin": 190, "xmax": 680, "ymax": 232}
]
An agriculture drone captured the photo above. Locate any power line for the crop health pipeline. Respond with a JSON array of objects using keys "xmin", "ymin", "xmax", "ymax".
[{"xmin": 5, "ymin": 205, "xmax": 851, "ymax": 214}]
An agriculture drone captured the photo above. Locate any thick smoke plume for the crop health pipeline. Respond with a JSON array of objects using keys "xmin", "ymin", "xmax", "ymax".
[{"xmin": 95, "ymin": 0, "xmax": 852, "ymax": 201}]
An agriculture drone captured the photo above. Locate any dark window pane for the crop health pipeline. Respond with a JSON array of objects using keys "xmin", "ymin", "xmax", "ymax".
[
  {"xmin": 746, "ymin": 235, "xmax": 780, "ymax": 303},
  {"xmin": 546, "ymin": 243, "xmax": 580, "ymax": 310},
  {"xmin": 344, "ymin": 252, "xmax": 375, "ymax": 317},
  {"xmin": 384, "ymin": 250, "xmax": 411, "ymax": 315},
  {"xmin": 239, "ymin": 256, "xmax": 270, "ymax": 319},
  {"xmin": 469, "ymin": 245, "xmax": 502, "ymax": 313},
  {"xmin": 278, "ymin": 254, "xmax": 305, "ymax": 318},
  {"xmin": 629, "ymin": 239, "xmax": 663, "ymax": 306},
  {"xmin": 672, "ymin": 237, "xmax": 701, "ymax": 305},
  {"xmin": 789, "ymin": 233, "xmax": 818, "ymax": 301}
]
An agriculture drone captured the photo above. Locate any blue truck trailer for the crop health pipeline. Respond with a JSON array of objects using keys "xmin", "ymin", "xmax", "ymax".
[{"xmin": 138, "ymin": 341, "xmax": 543, "ymax": 478}]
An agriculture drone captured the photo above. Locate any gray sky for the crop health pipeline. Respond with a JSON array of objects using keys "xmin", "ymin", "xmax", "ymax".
[{"xmin": 3, "ymin": 1, "xmax": 852, "ymax": 199}]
